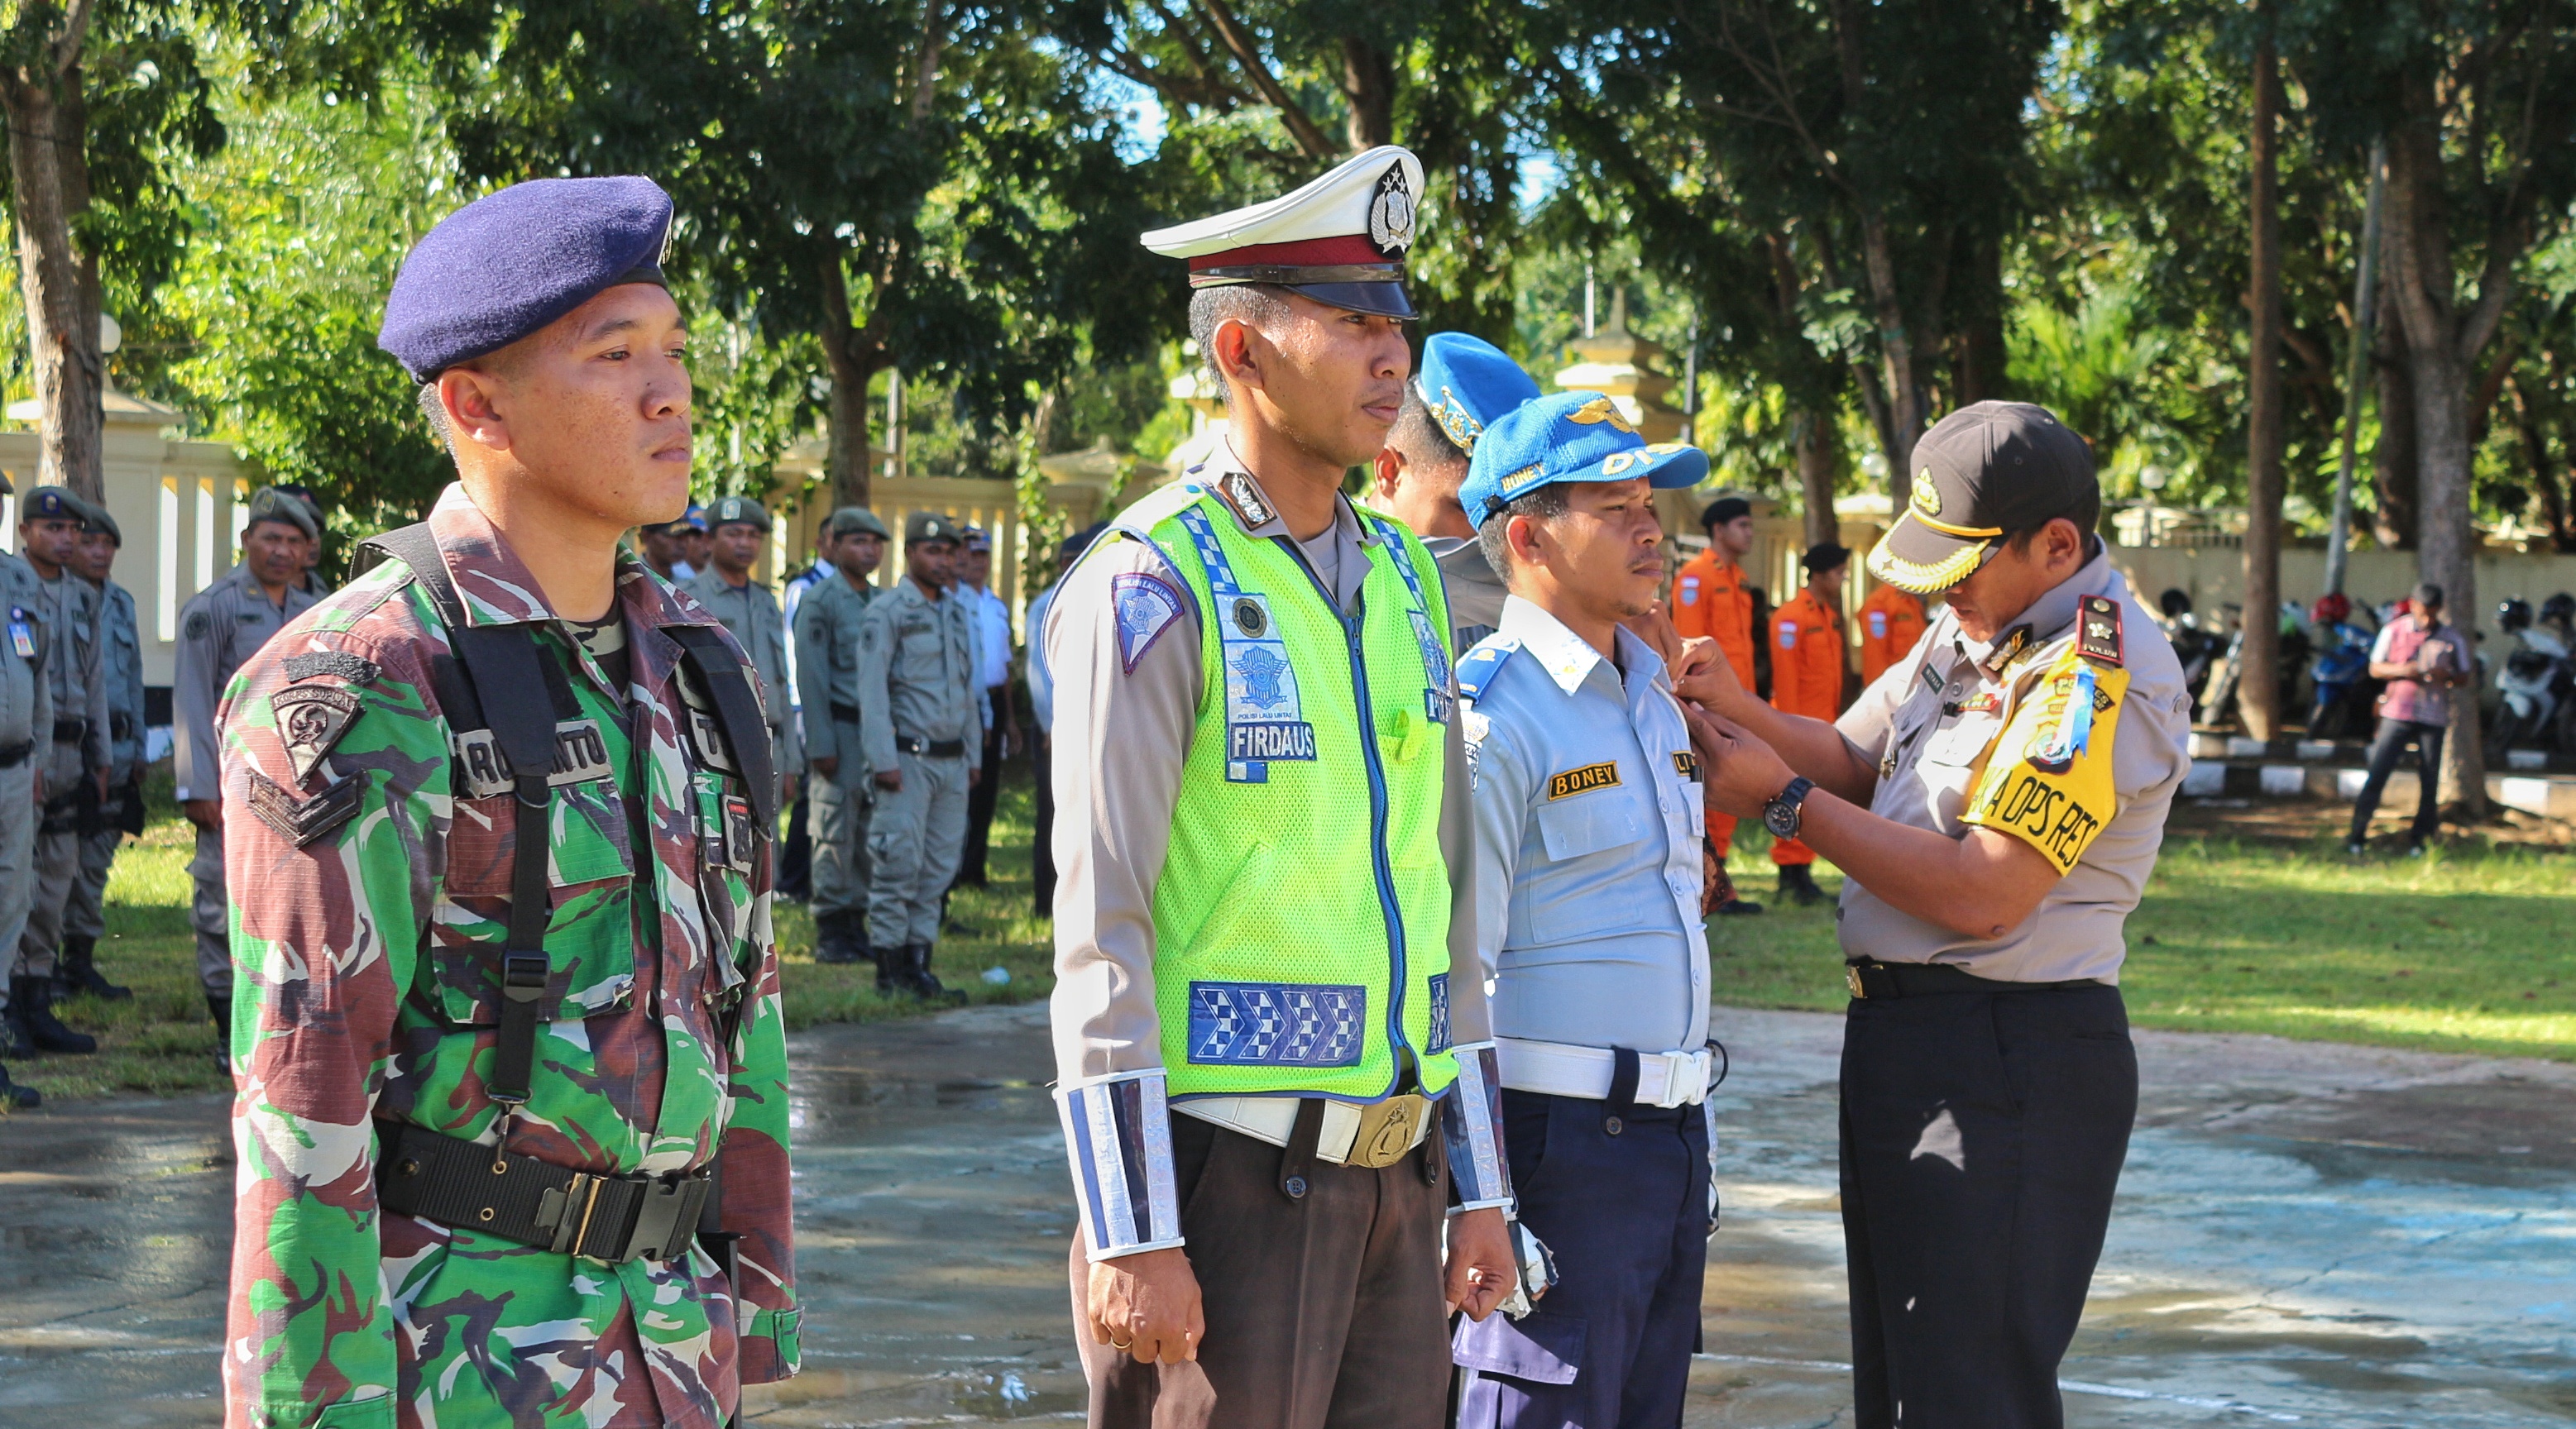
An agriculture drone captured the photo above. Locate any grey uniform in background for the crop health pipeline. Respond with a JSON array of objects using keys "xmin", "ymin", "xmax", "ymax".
[
  {"xmin": 793, "ymin": 572, "xmax": 878, "ymax": 928},
  {"xmin": 681, "ymin": 569, "xmax": 801, "ymax": 780},
  {"xmin": 65, "ymin": 578, "xmax": 145, "ymax": 947},
  {"xmin": 174, "ymin": 562, "xmax": 323, "ymax": 1001},
  {"xmin": 12, "ymin": 565, "xmax": 104, "ymax": 987},
  {"xmin": 855, "ymin": 574, "xmax": 980, "ymax": 950},
  {"xmin": 0, "ymin": 556, "xmax": 55, "ymax": 997}
]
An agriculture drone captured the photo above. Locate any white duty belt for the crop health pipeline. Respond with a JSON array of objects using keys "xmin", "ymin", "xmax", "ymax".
[
  {"xmin": 1495, "ymin": 1037, "xmax": 1712, "ymax": 1107},
  {"xmin": 1175, "ymin": 1093, "xmax": 1436, "ymax": 1169}
]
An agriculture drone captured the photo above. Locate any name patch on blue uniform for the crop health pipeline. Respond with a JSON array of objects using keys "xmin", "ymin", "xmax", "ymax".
[
  {"xmin": 1547, "ymin": 761, "xmax": 1622, "ymax": 800},
  {"xmin": 1187, "ymin": 982, "xmax": 1367, "ymax": 1067}
]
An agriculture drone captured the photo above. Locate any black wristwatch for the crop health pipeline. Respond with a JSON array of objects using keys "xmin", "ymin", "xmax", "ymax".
[{"xmin": 1762, "ymin": 777, "xmax": 1816, "ymax": 841}]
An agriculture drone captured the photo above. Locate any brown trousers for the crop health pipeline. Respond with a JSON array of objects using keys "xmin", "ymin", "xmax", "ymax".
[{"xmin": 1069, "ymin": 1111, "xmax": 1453, "ymax": 1429}]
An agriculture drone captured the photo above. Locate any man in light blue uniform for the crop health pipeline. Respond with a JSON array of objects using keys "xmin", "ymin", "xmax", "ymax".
[{"xmin": 1448, "ymin": 391, "xmax": 1720, "ymax": 1429}]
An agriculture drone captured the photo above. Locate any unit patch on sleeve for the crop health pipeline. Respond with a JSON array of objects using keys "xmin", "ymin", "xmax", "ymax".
[
  {"xmin": 271, "ymin": 685, "xmax": 364, "ymax": 786},
  {"xmin": 1546, "ymin": 761, "xmax": 1623, "ymax": 800},
  {"xmin": 1961, "ymin": 652, "xmax": 2132, "ymax": 872},
  {"xmin": 1110, "ymin": 572, "xmax": 1186, "ymax": 674}
]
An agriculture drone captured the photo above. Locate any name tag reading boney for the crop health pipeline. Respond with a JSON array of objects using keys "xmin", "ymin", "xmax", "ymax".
[{"xmin": 452, "ymin": 719, "xmax": 616, "ymax": 799}]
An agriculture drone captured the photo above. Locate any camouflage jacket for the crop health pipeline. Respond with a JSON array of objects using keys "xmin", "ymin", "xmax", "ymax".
[{"xmin": 220, "ymin": 485, "xmax": 798, "ymax": 1429}]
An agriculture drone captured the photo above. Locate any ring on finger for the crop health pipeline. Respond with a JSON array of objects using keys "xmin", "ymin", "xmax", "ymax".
[{"xmin": 1110, "ymin": 1339, "xmax": 1133, "ymax": 1351}]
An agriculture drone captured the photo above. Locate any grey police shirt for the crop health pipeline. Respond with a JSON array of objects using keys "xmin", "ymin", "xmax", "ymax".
[
  {"xmin": 1460, "ymin": 595, "xmax": 1710, "ymax": 1055},
  {"xmin": 792, "ymin": 573, "xmax": 875, "ymax": 776},
  {"xmin": 36, "ymin": 566, "xmax": 106, "ymax": 775},
  {"xmin": 679, "ymin": 569, "xmax": 800, "ymax": 777},
  {"xmin": 855, "ymin": 576, "xmax": 981, "ymax": 775},
  {"xmin": 93, "ymin": 580, "xmax": 146, "ymax": 782},
  {"xmin": 1430, "ymin": 536, "xmax": 1507, "ymax": 651},
  {"xmin": 0, "ymin": 554, "xmax": 54, "ymax": 758},
  {"xmin": 1833, "ymin": 553, "xmax": 2191, "ymax": 984},
  {"xmin": 173, "ymin": 563, "xmax": 323, "ymax": 802}
]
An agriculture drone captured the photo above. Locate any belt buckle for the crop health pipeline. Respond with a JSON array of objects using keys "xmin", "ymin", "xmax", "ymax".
[
  {"xmin": 539, "ymin": 1171, "xmax": 608, "ymax": 1255},
  {"xmin": 1845, "ymin": 965, "xmax": 1867, "ymax": 1000},
  {"xmin": 1347, "ymin": 1094, "xmax": 1427, "ymax": 1169}
]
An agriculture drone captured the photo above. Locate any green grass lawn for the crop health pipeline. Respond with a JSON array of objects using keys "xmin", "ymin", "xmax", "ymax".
[
  {"xmin": 1710, "ymin": 824, "xmax": 2576, "ymax": 1063},
  {"xmin": 8, "ymin": 767, "xmax": 2569, "ymax": 1107}
]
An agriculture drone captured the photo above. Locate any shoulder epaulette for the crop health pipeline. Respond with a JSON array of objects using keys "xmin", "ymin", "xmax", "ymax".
[
  {"xmin": 1455, "ymin": 634, "xmax": 1524, "ymax": 701},
  {"xmin": 2076, "ymin": 594, "xmax": 2124, "ymax": 667}
]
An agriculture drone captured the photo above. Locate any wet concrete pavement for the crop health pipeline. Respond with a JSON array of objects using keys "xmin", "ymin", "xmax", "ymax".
[{"xmin": 2, "ymin": 1003, "xmax": 2569, "ymax": 1427}]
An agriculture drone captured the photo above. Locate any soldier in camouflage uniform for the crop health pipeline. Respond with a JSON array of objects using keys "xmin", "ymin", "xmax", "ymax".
[
  {"xmin": 58, "ymin": 499, "xmax": 142, "ymax": 1001},
  {"xmin": 1, "ymin": 486, "xmax": 106, "ymax": 1059},
  {"xmin": 222, "ymin": 175, "xmax": 797, "ymax": 1429},
  {"xmin": 792, "ymin": 506, "xmax": 888, "ymax": 965}
]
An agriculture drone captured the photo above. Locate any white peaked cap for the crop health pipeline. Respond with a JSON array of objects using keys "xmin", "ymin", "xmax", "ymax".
[{"xmin": 1141, "ymin": 146, "xmax": 1424, "ymax": 319}]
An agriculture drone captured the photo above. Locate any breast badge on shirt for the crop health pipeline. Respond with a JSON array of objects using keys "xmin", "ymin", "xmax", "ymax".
[
  {"xmin": 1219, "ymin": 592, "xmax": 1315, "ymax": 779},
  {"xmin": 1963, "ymin": 650, "xmax": 2131, "ymax": 873}
]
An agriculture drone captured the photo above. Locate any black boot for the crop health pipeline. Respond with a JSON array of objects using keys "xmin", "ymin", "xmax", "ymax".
[
  {"xmin": 55, "ymin": 934, "xmax": 132, "ymax": 1001},
  {"xmin": 208, "ymin": 992, "xmax": 233, "ymax": 1067},
  {"xmin": 813, "ymin": 911, "xmax": 866, "ymax": 965},
  {"xmin": 0, "ymin": 1059, "xmax": 36, "ymax": 1109},
  {"xmin": 10, "ymin": 974, "xmax": 96, "ymax": 1054},
  {"xmin": 0, "ymin": 995, "xmax": 31, "ymax": 1059},
  {"xmin": 875, "ymin": 942, "xmax": 908, "ymax": 996},
  {"xmin": 906, "ymin": 944, "xmax": 968, "ymax": 1006},
  {"xmin": 1776, "ymin": 864, "xmax": 1826, "ymax": 907}
]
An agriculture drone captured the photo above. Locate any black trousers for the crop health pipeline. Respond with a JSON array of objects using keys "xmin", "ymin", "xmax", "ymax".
[
  {"xmin": 1841, "ymin": 982, "xmax": 2137, "ymax": 1429},
  {"xmin": 2349, "ymin": 715, "xmax": 2445, "ymax": 844},
  {"xmin": 1032, "ymin": 736, "xmax": 1059, "ymax": 917},
  {"xmin": 778, "ymin": 780, "xmax": 812, "ymax": 901},
  {"xmin": 957, "ymin": 705, "xmax": 1006, "ymax": 887}
]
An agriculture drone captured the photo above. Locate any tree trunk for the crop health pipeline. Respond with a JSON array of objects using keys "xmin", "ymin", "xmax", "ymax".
[
  {"xmin": 1950, "ymin": 229, "xmax": 2009, "ymax": 406},
  {"xmin": 1339, "ymin": 38, "xmax": 1395, "ymax": 151},
  {"xmin": 2373, "ymin": 304, "xmax": 2418, "ymax": 548},
  {"xmin": 2382, "ymin": 90, "xmax": 2483, "ymax": 817},
  {"xmin": 1857, "ymin": 211, "xmax": 1924, "ymax": 511},
  {"xmin": 2, "ymin": 73, "xmax": 106, "ymax": 506},
  {"xmin": 818, "ymin": 253, "xmax": 879, "ymax": 509},
  {"xmin": 2239, "ymin": 26, "xmax": 2286, "ymax": 741},
  {"xmin": 1795, "ymin": 410, "xmax": 1837, "ymax": 545}
]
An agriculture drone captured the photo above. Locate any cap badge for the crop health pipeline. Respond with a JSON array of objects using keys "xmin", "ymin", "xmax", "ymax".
[
  {"xmin": 1912, "ymin": 478, "xmax": 1942, "ymax": 517},
  {"xmin": 1367, "ymin": 163, "xmax": 1416, "ymax": 259},
  {"xmin": 1566, "ymin": 395, "xmax": 1635, "ymax": 435},
  {"xmin": 1433, "ymin": 386, "xmax": 1482, "ymax": 452}
]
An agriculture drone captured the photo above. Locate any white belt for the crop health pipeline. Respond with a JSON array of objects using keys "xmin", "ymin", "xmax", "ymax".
[
  {"xmin": 1494, "ymin": 1038, "xmax": 1712, "ymax": 1108},
  {"xmin": 1175, "ymin": 1094, "xmax": 1436, "ymax": 1169}
]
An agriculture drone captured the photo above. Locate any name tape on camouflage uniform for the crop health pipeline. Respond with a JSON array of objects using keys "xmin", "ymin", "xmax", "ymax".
[{"xmin": 452, "ymin": 718, "xmax": 618, "ymax": 800}]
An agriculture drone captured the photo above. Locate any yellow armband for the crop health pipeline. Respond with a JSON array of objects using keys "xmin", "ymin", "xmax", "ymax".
[{"xmin": 1963, "ymin": 654, "xmax": 2128, "ymax": 872}]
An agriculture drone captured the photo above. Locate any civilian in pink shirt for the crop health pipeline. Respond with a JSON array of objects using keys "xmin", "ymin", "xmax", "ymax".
[{"xmin": 2347, "ymin": 581, "xmax": 2473, "ymax": 855}]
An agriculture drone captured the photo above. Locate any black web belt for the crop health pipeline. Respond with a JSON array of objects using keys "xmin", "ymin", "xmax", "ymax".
[
  {"xmin": 374, "ymin": 1120, "xmax": 712, "ymax": 1262},
  {"xmin": 1845, "ymin": 961, "xmax": 2106, "ymax": 1000},
  {"xmin": 895, "ymin": 735, "xmax": 966, "ymax": 758},
  {"xmin": 828, "ymin": 700, "xmax": 860, "ymax": 724},
  {"xmin": 0, "ymin": 743, "xmax": 28, "ymax": 768},
  {"xmin": 50, "ymin": 717, "xmax": 87, "ymax": 743}
]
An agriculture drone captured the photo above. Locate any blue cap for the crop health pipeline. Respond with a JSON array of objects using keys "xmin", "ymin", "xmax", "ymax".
[
  {"xmin": 379, "ymin": 176, "xmax": 673, "ymax": 380},
  {"xmin": 1458, "ymin": 392, "xmax": 1710, "ymax": 531},
  {"xmin": 680, "ymin": 503, "xmax": 708, "ymax": 532},
  {"xmin": 1415, "ymin": 333, "xmax": 1539, "ymax": 456}
]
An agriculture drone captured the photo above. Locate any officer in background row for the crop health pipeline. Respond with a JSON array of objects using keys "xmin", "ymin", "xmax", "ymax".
[
  {"xmin": 174, "ymin": 486, "xmax": 323, "ymax": 1044},
  {"xmin": 683, "ymin": 495, "xmax": 800, "ymax": 803},
  {"xmin": 776, "ymin": 519, "xmax": 840, "ymax": 904},
  {"xmin": 1671, "ymin": 495, "xmax": 1763, "ymax": 915},
  {"xmin": 858, "ymin": 512, "xmax": 979, "ymax": 1001},
  {"xmin": 59, "ymin": 498, "xmax": 142, "ymax": 1002},
  {"xmin": 953, "ymin": 526, "xmax": 1017, "ymax": 891},
  {"xmin": 1680, "ymin": 400, "xmax": 2190, "ymax": 1428},
  {"xmin": 637, "ymin": 514, "xmax": 694, "ymax": 582},
  {"xmin": 0, "ymin": 476, "xmax": 52, "ymax": 1106},
  {"xmin": 1, "ymin": 486, "xmax": 106, "ymax": 1063},
  {"xmin": 1858, "ymin": 578, "xmax": 1928, "ymax": 686},
  {"xmin": 1367, "ymin": 330, "xmax": 1538, "ymax": 649},
  {"xmin": 794, "ymin": 505, "xmax": 889, "ymax": 965}
]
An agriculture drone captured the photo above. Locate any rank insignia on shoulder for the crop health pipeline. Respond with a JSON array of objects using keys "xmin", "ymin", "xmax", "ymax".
[
  {"xmin": 1547, "ymin": 761, "xmax": 1621, "ymax": 800},
  {"xmin": 2077, "ymin": 594, "xmax": 2124, "ymax": 667},
  {"xmin": 1219, "ymin": 471, "xmax": 1276, "ymax": 528},
  {"xmin": 1673, "ymin": 751, "xmax": 1702, "ymax": 782},
  {"xmin": 284, "ymin": 651, "xmax": 381, "ymax": 686},
  {"xmin": 272, "ymin": 685, "xmax": 364, "ymax": 785},
  {"xmin": 247, "ymin": 770, "xmax": 361, "ymax": 847}
]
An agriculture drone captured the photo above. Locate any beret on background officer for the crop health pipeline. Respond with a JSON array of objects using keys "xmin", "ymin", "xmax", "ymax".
[
  {"xmin": 220, "ymin": 174, "xmax": 799, "ymax": 1429},
  {"xmin": 1369, "ymin": 330, "xmax": 1542, "ymax": 648},
  {"xmin": 1673, "ymin": 399, "xmax": 2190, "ymax": 1428}
]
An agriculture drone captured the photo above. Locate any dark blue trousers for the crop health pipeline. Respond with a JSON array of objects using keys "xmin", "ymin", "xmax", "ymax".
[{"xmin": 1453, "ymin": 1088, "xmax": 1711, "ymax": 1429}]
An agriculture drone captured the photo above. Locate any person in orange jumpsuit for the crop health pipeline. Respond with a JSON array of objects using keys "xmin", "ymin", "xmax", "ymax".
[
  {"xmin": 1671, "ymin": 496, "xmax": 1763, "ymax": 915},
  {"xmin": 1857, "ymin": 581, "xmax": 1928, "ymax": 687},
  {"xmin": 1768, "ymin": 542, "xmax": 1851, "ymax": 905}
]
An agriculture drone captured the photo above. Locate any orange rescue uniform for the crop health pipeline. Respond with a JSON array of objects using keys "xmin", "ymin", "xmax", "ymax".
[
  {"xmin": 1672, "ymin": 549, "xmax": 1758, "ymax": 854},
  {"xmin": 1858, "ymin": 585, "xmax": 1927, "ymax": 687},
  {"xmin": 1768, "ymin": 586, "xmax": 1846, "ymax": 867}
]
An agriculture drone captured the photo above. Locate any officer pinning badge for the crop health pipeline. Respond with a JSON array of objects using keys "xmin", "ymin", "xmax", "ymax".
[
  {"xmin": 272, "ymin": 685, "xmax": 363, "ymax": 785},
  {"xmin": 247, "ymin": 770, "xmax": 361, "ymax": 848},
  {"xmin": 2077, "ymin": 593, "xmax": 2124, "ymax": 667},
  {"xmin": 284, "ymin": 650, "xmax": 381, "ymax": 686},
  {"xmin": 1367, "ymin": 161, "xmax": 1416, "ymax": 257},
  {"xmin": 1547, "ymin": 761, "xmax": 1621, "ymax": 800},
  {"xmin": 1111, "ymin": 573, "xmax": 1185, "ymax": 674}
]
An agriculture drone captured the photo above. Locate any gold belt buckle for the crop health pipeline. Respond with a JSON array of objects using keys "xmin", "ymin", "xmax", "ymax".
[
  {"xmin": 1846, "ymin": 965, "xmax": 1868, "ymax": 1000},
  {"xmin": 1347, "ymin": 1094, "xmax": 1429, "ymax": 1169}
]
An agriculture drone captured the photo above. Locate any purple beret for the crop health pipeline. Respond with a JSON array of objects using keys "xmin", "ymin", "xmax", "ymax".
[{"xmin": 379, "ymin": 176, "xmax": 674, "ymax": 380}]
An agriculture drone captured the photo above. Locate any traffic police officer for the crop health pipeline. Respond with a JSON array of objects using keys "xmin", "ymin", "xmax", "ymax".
[
  {"xmin": 1447, "ymin": 392, "xmax": 1718, "ymax": 1428},
  {"xmin": 793, "ymin": 505, "xmax": 889, "ymax": 965},
  {"xmin": 59, "ymin": 498, "xmax": 142, "ymax": 1002},
  {"xmin": 0, "ymin": 476, "xmax": 51, "ymax": 1106},
  {"xmin": 683, "ymin": 495, "xmax": 800, "ymax": 799},
  {"xmin": 2, "ymin": 485, "xmax": 105, "ymax": 1060},
  {"xmin": 1367, "ymin": 331, "xmax": 1538, "ymax": 648},
  {"xmin": 857, "ymin": 511, "xmax": 978, "ymax": 999},
  {"xmin": 1679, "ymin": 401, "xmax": 2190, "ymax": 1429},
  {"xmin": 222, "ymin": 175, "xmax": 798, "ymax": 1428},
  {"xmin": 174, "ymin": 485, "xmax": 322, "ymax": 1041},
  {"xmin": 1046, "ymin": 146, "xmax": 1516, "ymax": 1429}
]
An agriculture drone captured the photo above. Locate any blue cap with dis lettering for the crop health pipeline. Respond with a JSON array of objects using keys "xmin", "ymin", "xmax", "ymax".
[{"xmin": 1457, "ymin": 391, "xmax": 1708, "ymax": 531}]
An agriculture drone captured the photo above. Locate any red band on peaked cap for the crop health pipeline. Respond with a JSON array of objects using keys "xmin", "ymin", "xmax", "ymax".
[{"xmin": 1187, "ymin": 235, "xmax": 1389, "ymax": 272}]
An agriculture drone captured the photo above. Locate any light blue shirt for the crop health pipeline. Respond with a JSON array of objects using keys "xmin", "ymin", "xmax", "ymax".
[
  {"xmin": 1026, "ymin": 581, "xmax": 1061, "ymax": 732},
  {"xmin": 1458, "ymin": 595, "xmax": 1710, "ymax": 1054}
]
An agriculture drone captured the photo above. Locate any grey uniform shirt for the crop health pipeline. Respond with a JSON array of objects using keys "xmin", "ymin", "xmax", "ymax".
[
  {"xmin": 792, "ymin": 574, "xmax": 877, "ymax": 775},
  {"xmin": 0, "ymin": 555, "xmax": 54, "ymax": 757},
  {"xmin": 173, "ymin": 564, "xmax": 322, "ymax": 802},
  {"xmin": 1462, "ymin": 595, "xmax": 1709, "ymax": 1054},
  {"xmin": 855, "ymin": 576, "xmax": 982, "ymax": 775},
  {"xmin": 1041, "ymin": 454, "xmax": 1491, "ymax": 1086},
  {"xmin": 93, "ymin": 580, "xmax": 145, "ymax": 783},
  {"xmin": 680, "ymin": 569, "xmax": 800, "ymax": 777},
  {"xmin": 1833, "ymin": 554, "xmax": 2191, "ymax": 983},
  {"xmin": 36, "ymin": 567, "xmax": 106, "ymax": 773},
  {"xmin": 1430, "ymin": 536, "xmax": 1508, "ymax": 651}
]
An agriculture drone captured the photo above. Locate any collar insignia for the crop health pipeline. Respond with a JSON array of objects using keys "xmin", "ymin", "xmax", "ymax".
[
  {"xmin": 1220, "ymin": 471, "xmax": 1276, "ymax": 528},
  {"xmin": 1983, "ymin": 624, "xmax": 2034, "ymax": 677}
]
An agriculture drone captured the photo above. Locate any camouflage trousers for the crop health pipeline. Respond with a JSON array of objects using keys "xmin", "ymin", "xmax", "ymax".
[
  {"xmin": 865, "ymin": 750, "xmax": 967, "ymax": 949},
  {"xmin": 191, "ymin": 824, "xmax": 230, "ymax": 1000},
  {"xmin": 807, "ymin": 747, "xmax": 875, "ymax": 921},
  {"xmin": 60, "ymin": 827, "xmax": 120, "ymax": 944}
]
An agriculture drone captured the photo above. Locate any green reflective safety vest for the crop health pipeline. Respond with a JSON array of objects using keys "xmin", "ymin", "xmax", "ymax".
[{"xmin": 1112, "ymin": 479, "xmax": 1460, "ymax": 1102}]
